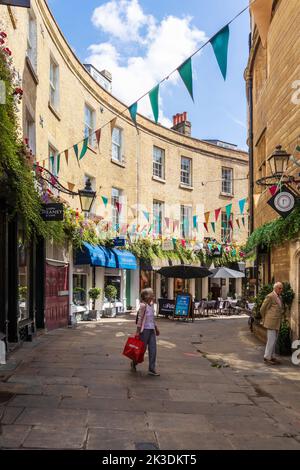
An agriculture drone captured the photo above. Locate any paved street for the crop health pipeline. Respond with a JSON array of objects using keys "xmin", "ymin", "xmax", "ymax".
[{"xmin": 1, "ymin": 315, "xmax": 300, "ymax": 450}]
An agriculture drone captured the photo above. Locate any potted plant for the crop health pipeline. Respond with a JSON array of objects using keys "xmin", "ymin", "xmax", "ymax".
[
  {"xmin": 104, "ymin": 285, "xmax": 118, "ymax": 317},
  {"xmin": 88, "ymin": 287, "xmax": 102, "ymax": 320},
  {"xmin": 73, "ymin": 287, "xmax": 85, "ymax": 305},
  {"xmin": 276, "ymin": 282, "xmax": 295, "ymax": 355}
]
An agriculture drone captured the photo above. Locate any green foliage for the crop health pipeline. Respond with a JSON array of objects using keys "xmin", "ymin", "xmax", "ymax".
[
  {"xmin": 18, "ymin": 286, "xmax": 27, "ymax": 301},
  {"xmin": 281, "ymin": 282, "xmax": 295, "ymax": 309},
  {"xmin": 88, "ymin": 288, "xmax": 102, "ymax": 300},
  {"xmin": 253, "ymin": 283, "xmax": 273, "ymax": 319},
  {"xmin": 245, "ymin": 205, "xmax": 300, "ymax": 253},
  {"xmin": 105, "ymin": 285, "xmax": 117, "ymax": 301},
  {"xmin": 277, "ymin": 319, "xmax": 291, "ymax": 356}
]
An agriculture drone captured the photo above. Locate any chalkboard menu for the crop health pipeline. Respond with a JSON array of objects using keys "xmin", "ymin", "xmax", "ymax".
[
  {"xmin": 174, "ymin": 294, "xmax": 192, "ymax": 318},
  {"xmin": 158, "ymin": 298, "xmax": 175, "ymax": 317}
]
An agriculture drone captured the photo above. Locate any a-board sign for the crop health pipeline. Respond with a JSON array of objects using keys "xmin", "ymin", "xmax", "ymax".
[
  {"xmin": 174, "ymin": 293, "xmax": 192, "ymax": 318},
  {"xmin": 158, "ymin": 298, "xmax": 175, "ymax": 317},
  {"xmin": 41, "ymin": 203, "xmax": 64, "ymax": 221}
]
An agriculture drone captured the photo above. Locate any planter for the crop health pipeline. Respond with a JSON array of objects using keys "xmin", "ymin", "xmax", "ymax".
[
  {"xmin": 88, "ymin": 310, "xmax": 98, "ymax": 321},
  {"xmin": 252, "ymin": 321, "xmax": 267, "ymax": 344},
  {"xmin": 103, "ymin": 307, "xmax": 117, "ymax": 318},
  {"xmin": 252, "ymin": 321, "xmax": 292, "ymax": 356}
]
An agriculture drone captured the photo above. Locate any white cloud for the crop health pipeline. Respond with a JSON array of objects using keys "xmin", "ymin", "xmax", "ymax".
[{"xmin": 87, "ymin": 0, "xmax": 206, "ymax": 125}]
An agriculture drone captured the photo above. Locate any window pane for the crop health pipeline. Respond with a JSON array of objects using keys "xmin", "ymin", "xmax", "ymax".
[
  {"xmin": 112, "ymin": 128, "xmax": 122, "ymax": 161},
  {"xmin": 153, "ymin": 146, "xmax": 164, "ymax": 179},
  {"xmin": 181, "ymin": 157, "xmax": 191, "ymax": 185},
  {"xmin": 153, "ymin": 201, "xmax": 163, "ymax": 235},
  {"xmin": 180, "ymin": 205, "xmax": 191, "ymax": 238},
  {"xmin": 222, "ymin": 168, "xmax": 233, "ymax": 194}
]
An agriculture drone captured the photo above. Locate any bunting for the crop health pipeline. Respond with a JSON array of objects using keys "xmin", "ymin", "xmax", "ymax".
[
  {"xmin": 178, "ymin": 58, "xmax": 194, "ymax": 101},
  {"xmin": 143, "ymin": 211, "xmax": 150, "ymax": 222},
  {"xmin": 149, "ymin": 85, "xmax": 159, "ymax": 123},
  {"xmin": 101, "ymin": 196, "xmax": 108, "ymax": 207},
  {"xmin": 211, "ymin": 222, "xmax": 216, "ymax": 233},
  {"xmin": 57, "ymin": 154, "xmax": 60, "ymax": 174},
  {"xmin": 204, "ymin": 222, "xmax": 209, "ymax": 232},
  {"xmin": 253, "ymin": 194, "xmax": 261, "ymax": 208},
  {"xmin": 250, "ymin": 0, "xmax": 273, "ymax": 48},
  {"xmin": 204, "ymin": 211, "xmax": 210, "ymax": 225},
  {"xmin": 210, "ymin": 25, "xmax": 230, "ymax": 80},
  {"xmin": 238, "ymin": 198, "xmax": 247, "ymax": 215},
  {"xmin": 80, "ymin": 137, "xmax": 88, "ymax": 160},
  {"xmin": 242, "ymin": 217, "xmax": 245, "ymax": 227},
  {"xmin": 73, "ymin": 144, "xmax": 79, "ymax": 161},
  {"xmin": 129, "ymin": 102, "xmax": 138, "ymax": 124},
  {"xmin": 269, "ymin": 185, "xmax": 279, "ymax": 197},
  {"xmin": 115, "ymin": 202, "xmax": 122, "ymax": 213},
  {"xmin": 64, "ymin": 149, "xmax": 69, "ymax": 165},
  {"xmin": 229, "ymin": 220, "xmax": 233, "ymax": 230},
  {"xmin": 193, "ymin": 215, "xmax": 198, "ymax": 229},
  {"xmin": 215, "ymin": 208, "xmax": 221, "ymax": 222},
  {"xmin": 236, "ymin": 219, "xmax": 240, "ymax": 229},
  {"xmin": 225, "ymin": 203, "xmax": 232, "ymax": 219},
  {"xmin": 173, "ymin": 220, "xmax": 179, "ymax": 232},
  {"xmin": 165, "ymin": 217, "xmax": 170, "ymax": 229}
]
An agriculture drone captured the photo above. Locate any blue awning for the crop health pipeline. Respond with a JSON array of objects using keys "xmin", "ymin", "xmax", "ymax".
[{"xmin": 75, "ymin": 242, "xmax": 137, "ymax": 270}]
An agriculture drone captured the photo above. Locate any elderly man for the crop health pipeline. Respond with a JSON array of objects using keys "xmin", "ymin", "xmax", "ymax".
[{"xmin": 260, "ymin": 282, "xmax": 284, "ymax": 365}]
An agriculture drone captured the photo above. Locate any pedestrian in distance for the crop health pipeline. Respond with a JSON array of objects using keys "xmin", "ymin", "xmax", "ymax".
[
  {"xmin": 260, "ymin": 282, "xmax": 284, "ymax": 365},
  {"xmin": 131, "ymin": 288, "xmax": 160, "ymax": 376}
]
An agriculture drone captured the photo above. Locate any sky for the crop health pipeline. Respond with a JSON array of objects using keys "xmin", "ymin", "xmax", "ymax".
[{"xmin": 47, "ymin": 0, "xmax": 250, "ymax": 150}]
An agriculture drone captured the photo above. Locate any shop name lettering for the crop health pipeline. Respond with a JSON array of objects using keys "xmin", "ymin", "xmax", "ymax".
[{"xmin": 43, "ymin": 208, "xmax": 62, "ymax": 216}]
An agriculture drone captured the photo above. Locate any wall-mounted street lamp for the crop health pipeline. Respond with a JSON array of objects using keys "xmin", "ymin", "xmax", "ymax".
[
  {"xmin": 267, "ymin": 145, "xmax": 291, "ymax": 177},
  {"xmin": 78, "ymin": 178, "xmax": 96, "ymax": 213}
]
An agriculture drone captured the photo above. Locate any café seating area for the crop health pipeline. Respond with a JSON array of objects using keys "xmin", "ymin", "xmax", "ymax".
[{"xmin": 193, "ymin": 298, "xmax": 250, "ymax": 318}]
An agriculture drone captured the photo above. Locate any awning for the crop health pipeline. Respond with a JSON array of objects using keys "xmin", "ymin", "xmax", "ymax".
[{"xmin": 75, "ymin": 242, "xmax": 137, "ymax": 270}]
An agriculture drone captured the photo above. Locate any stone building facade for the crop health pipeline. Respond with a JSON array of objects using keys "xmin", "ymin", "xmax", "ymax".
[
  {"xmin": 246, "ymin": 0, "xmax": 300, "ymax": 339},
  {"xmin": 1, "ymin": 0, "xmax": 248, "ymax": 333}
]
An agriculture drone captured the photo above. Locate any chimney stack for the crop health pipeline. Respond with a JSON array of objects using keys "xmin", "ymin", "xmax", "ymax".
[{"xmin": 171, "ymin": 112, "xmax": 191, "ymax": 137}]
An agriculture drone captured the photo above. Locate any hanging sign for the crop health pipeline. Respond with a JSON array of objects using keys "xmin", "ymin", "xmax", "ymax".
[
  {"xmin": 41, "ymin": 203, "xmax": 64, "ymax": 221},
  {"xmin": 267, "ymin": 185, "xmax": 297, "ymax": 218},
  {"xmin": 0, "ymin": 0, "xmax": 31, "ymax": 7}
]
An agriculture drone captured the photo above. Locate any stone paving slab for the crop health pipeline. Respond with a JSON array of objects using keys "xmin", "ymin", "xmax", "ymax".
[
  {"xmin": 22, "ymin": 426, "xmax": 88, "ymax": 449},
  {"xmin": 0, "ymin": 425, "xmax": 31, "ymax": 448},
  {"xmin": 86, "ymin": 428, "xmax": 158, "ymax": 450},
  {"xmin": 15, "ymin": 407, "xmax": 88, "ymax": 427},
  {"xmin": 8, "ymin": 395, "xmax": 61, "ymax": 409},
  {"xmin": 156, "ymin": 431, "xmax": 234, "ymax": 450},
  {"xmin": 0, "ymin": 407, "xmax": 24, "ymax": 425},
  {"xmin": 147, "ymin": 412, "xmax": 214, "ymax": 433},
  {"xmin": 228, "ymin": 435, "xmax": 300, "ymax": 450},
  {"xmin": 87, "ymin": 410, "xmax": 148, "ymax": 430}
]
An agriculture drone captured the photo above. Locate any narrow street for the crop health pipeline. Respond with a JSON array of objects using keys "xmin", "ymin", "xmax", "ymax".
[{"xmin": 1, "ymin": 315, "xmax": 300, "ymax": 450}]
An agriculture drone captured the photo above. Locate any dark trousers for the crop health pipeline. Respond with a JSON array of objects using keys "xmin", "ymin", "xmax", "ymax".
[{"xmin": 140, "ymin": 329, "xmax": 157, "ymax": 371}]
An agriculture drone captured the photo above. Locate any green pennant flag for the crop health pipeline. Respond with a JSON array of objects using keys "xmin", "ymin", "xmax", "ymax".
[
  {"xmin": 238, "ymin": 198, "xmax": 247, "ymax": 215},
  {"xmin": 222, "ymin": 222, "xmax": 227, "ymax": 229},
  {"xmin": 57, "ymin": 154, "xmax": 60, "ymax": 174},
  {"xmin": 172, "ymin": 238, "xmax": 177, "ymax": 245},
  {"xmin": 242, "ymin": 217, "xmax": 245, "ymax": 227},
  {"xmin": 129, "ymin": 102, "xmax": 138, "ymax": 123},
  {"xmin": 73, "ymin": 144, "xmax": 79, "ymax": 160},
  {"xmin": 101, "ymin": 196, "xmax": 108, "ymax": 207},
  {"xmin": 211, "ymin": 222, "xmax": 216, "ymax": 233},
  {"xmin": 80, "ymin": 137, "xmax": 88, "ymax": 160},
  {"xmin": 178, "ymin": 58, "xmax": 194, "ymax": 101},
  {"xmin": 210, "ymin": 25, "xmax": 230, "ymax": 80},
  {"xmin": 225, "ymin": 203, "xmax": 232, "ymax": 219},
  {"xmin": 149, "ymin": 85, "xmax": 159, "ymax": 123}
]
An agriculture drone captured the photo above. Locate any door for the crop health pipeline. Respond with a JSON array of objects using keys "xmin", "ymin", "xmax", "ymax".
[{"xmin": 45, "ymin": 263, "xmax": 69, "ymax": 331}]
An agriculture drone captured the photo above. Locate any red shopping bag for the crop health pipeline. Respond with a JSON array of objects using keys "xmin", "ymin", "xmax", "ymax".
[{"xmin": 123, "ymin": 335, "xmax": 146, "ymax": 364}]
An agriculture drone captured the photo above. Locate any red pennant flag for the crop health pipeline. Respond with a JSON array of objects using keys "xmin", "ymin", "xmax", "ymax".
[
  {"xmin": 64, "ymin": 149, "xmax": 69, "ymax": 165},
  {"xmin": 165, "ymin": 217, "xmax": 170, "ymax": 228},
  {"xmin": 215, "ymin": 208, "xmax": 221, "ymax": 222},
  {"xmin": 181, "ymin": 239, "xmax": 186, "ymax": 247},
  {"xmin": 269, "ymin": 185, "xmax": 279, "ymax": 196},
  {"xmin": 229, "ymin": 220, "xmax": 233, "ymax": 230},
  {"xmin": 204, "ymin": 223, "xmax": 209, "ymax": 232},
  {"xmin": 95, "ymin": 129, "xmax": 101, "ymax": 147},
  {"xmin": 236, "ymin": 219, "xmax": 240, "ymax": 229},
  {"xmin": 115, "ymin": 202, "xmax": 122, "ymax": 213}
]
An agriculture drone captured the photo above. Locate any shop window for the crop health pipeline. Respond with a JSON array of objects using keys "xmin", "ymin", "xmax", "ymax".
[
  {"xmin": 180, "ymin": 205, "xmax": 192, "ymax": 239},
  {"xmin": 140, "ymin": 270, "xmax": 156, "ymax": 299},
  {"xmin": 160, "ymin": 276, "xmax": 169, "ymax": 298},
  {"xmin": 18, "ymin": 227, "xmax": 29, "ymax": 321},
  {"xmin": 221, "ymin": 211, "xmax": 233, "ymax": 243},
  {"xmin": 73, "ymin": 274, "xmax": 87, "ymax": 306},
  {"xmin": 174, "ymin": 278, "xmax": 190, "ymax": 296},
  {"xmin": 104, "ymin": 276, "xmax": 121, "ymax": 301}
]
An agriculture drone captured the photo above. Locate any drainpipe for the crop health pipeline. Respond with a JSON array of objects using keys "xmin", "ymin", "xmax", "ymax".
[{"xmin": 248, "ymin": 34, "xmax": 254, "ymax": 235}]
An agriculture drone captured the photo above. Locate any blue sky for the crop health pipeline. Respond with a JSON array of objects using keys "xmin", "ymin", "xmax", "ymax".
[{"xmin": 47, "ymin": 0, "xmax": 250, "ymax": 149}]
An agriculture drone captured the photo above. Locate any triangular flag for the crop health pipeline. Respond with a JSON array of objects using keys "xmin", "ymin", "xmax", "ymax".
[
  {"xmin": 143, "ymin": 211, "xmax": 150, "ymax": 222},
  {"xmin": 172, "ymin": 238, "xmax": 177, "ymax": 245},
  {"xmin": 73, "ymin": 144, "xmax": 79, "ymax": 160},
  {"xmin": 173, "ymin": 220, "xmax": 179, "ymax": 231},
  {"xmin": 110, "ymin": 117, "xmax": 117, "ymax": 133},
  {"xmin": 210, "ymin": 25, "xmax": 230, "ymax": 80},
  {"xmin": 115, "ymin": 202, "xmax": 122, "ymax": 213},
  {"xmin": 193, "ymin": 215, "xmax": 198, "ymax": 229},
  {"xmin": 64, "ymin": 149, "xmax": 69, "ymax": 165},
  {"xmin": 203, "ymin": 222, "xmax": 208, "ymax": 232},
  {"xmin": 229, "ymin": 220, "xmax": 233, "ymax": 230},
  {"xmin": 178, "ymin": 58, "xmax": 194, "ymax": 101},
  {"xmin": 215, "ymin": 208, "xmax": 221, "ymax": 222},
  {"xmin": 211, "ymin": 222, "xmax": 216, "ymax": 233},
  {"xmin": 236, "ymin": 219, "xmax": 240, "ymax": 229},
  {"xmin": 129, "ymin": 102, "xmax": 138, "ymax": 123},
  {"xmin": 269, "ymin": 185, "xmax": 279, "ymax": 196},
  {"xmin": 101, "ymin": 196, "xmax": 108, "ymax": 207},
  {"xmin": 80, "ymin": 137, "xmax": 88, "ymax": 160},
  {"xmin": 56, "ymin": 154, "xmax": 60, "ymax": 174},
  {"xmin": 225, "ymin": 203, "xmax": 232, "ymax": 219},
  {"xmin": 148, "ymin": 224, "xmax": 153, "ymax": 234},
  {"xmin": 242, "ymin": 217, "xmax": 245, "ymax": 227},
  {"xmin": 204, "ymin": 212, "xmax": 210, "ymax": 225},
  {"xmin": 238, "ymin": 198, "xmax": 247, "ymax": 215},
  {"xmin": 165, "ymin": 217, "xmax": 170, "ymax": 228},
  {"xmin": 253, "ymin": 194, "xmax": 261, "ymax": 208},
  {"xmin": 95, "ymin": 129, "xmax": 101, "ymax": 147},
  {"xmin": 250, "ymin": 0, "xmax": 273, "ymax": 48},
  {"xmin": 181, "ymin": 239, "xmax": 186, "ymax": 247},
  {"xmin": 149, "ymin": 85, "xmax": 159, "ymax": 123}
]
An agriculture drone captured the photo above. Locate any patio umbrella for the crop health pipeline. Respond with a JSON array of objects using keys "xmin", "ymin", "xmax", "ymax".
[
  {"xmin": 209, "ymin": 267, "xmax": 245, "ymax": 278},
  {"xmin": 157, "ymin": 265, "xmax": 211, "ymax": 279}
]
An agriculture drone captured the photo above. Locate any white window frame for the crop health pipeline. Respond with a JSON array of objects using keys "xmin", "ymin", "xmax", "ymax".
[
  {"xmin": 153, "ymin": 200, "xmax": 164, "ymax": 235},
  {"xmin": 48, "ymin": 144, "xmax": 59, "ymax": 177},
  {"xmin": 180, "ymin": 205, "xmax": 192, "ymax": 239},
  {"xmin": 153, "ymin": 146, "xmax": 165, "ymax": 179},
  {"xmin": 222, "ymin": 167, "xmax": 233, "ymax": 195},
  {"xmin": 25, "ymin": 109, "xmax": 36, "ymax": 156},
  {"xmin": 181, "ymin": 157, "xmax": 192, "ymax": 186},
  {"xmin": 50, "ymin": 56, "xmax": 60, "ymax": 110},
  {"xmin": 112, "ymin": 187, "xmax": 122, "ymax": 228},
  {"xmin": 112, "ymin": 127, "xmax": 123, "ymax": 162},
  {"xmin": 27, "ymin": 10, "xmax": 37, "ymax": 70},
  {"xmin": 84, "ymin": 104, "xmax": 96, "ymax": 147}
]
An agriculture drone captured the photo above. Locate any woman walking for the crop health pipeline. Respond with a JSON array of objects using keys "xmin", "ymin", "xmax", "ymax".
[{"xmin": 132, "ymin": 288, "xmax": 160, "ymax": 376}]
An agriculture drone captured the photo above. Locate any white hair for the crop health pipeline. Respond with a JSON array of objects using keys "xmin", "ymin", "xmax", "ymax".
[{"xmin": 273, "ymin": 282, "xmax": 283, "ymax": 289}]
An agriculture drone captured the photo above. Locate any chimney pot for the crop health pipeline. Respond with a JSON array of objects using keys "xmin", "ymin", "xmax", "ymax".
[{"xmin": 183, "ymin": 112, "xmax": 187, "ymax": 121}]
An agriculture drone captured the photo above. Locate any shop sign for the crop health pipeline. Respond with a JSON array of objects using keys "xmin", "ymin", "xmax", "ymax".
[
  {"xmin": 162, "ymin": 240, "xmax": 174, "ymax": 251},
  {"xmin": 113, "ymin": 237, "xmax": 126, "ymax": 247},
  {"xmin": 174, "ymin": 293, "xmax": 192, "ymax": 318},
  {"xmin": 158, "ymin": 298, "xmax": 175, "ymax": 316},
  {"xmin": 267, "ymin": 185, "xmax": 298, "ymax": 218},
  {"xmin": 0, "ymin": 0, "xmax": 31, "ymax": 7},
  {"xmin": 41, "ymin": 203, "xmax": 64, "ymax": 221}
]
